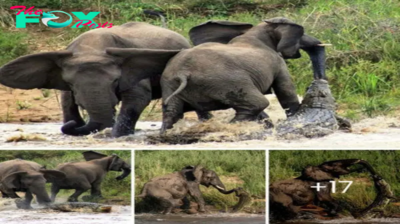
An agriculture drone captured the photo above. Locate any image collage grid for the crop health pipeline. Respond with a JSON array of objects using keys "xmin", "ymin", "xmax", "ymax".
[{"xmin": 0, "ymin": 0, "xmax": 399, "ymax": 223}]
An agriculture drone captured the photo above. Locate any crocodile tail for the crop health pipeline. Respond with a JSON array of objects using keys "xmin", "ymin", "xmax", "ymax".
[{"xmin": 164, "ymin": 74, "xmax": 188, "ymax": 105}]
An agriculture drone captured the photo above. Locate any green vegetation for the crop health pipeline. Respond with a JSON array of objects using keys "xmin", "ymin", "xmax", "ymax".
[
  {"xmin": 135, "ymin": 150, "xmax": 265, "ymax": 211},
  {"xmin": 0, "ymin": 0, "xmax": 399, "ymax": 120},
  {"xmin": 0, "ymin": 150, "xmax": 131, "ymax": 204},
  {"xmin": 270, "ymin": 150, "xmax": 400, "ymax": 215}
]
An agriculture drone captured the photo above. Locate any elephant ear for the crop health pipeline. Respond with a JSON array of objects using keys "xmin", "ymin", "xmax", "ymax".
[
  {"xmin": 264, "ymin": 17, "xmax": 304, "ymax": 59},
  {"xmin": 1, "ymin": 171, "xmax": 27, "ymax": 189},
  {"xmin": 192, "ymin": 166, "xmax": 204, "ymax": 183},
  {"xmin": 0, "ymin": 51, "xmax": 72, "ymax": 90},
  {"xmin": 301, "ymin": 166, "xmax": 335, "ymax": 181},
  {"xmin": 108, "ymin": 155, "xmax": 124, "ymax": 171},
  {"xmin": 82, "ymin": 151, "xmax": 108, "ymax": 161},
  {"xmin": 106, "ymin": 48, "xmax": 181, "ymax": 92},
  {"xmin": 39, "ymin": 170, "xmax": 66, "ymax": 183},
  {"xmin": 189, "ymin": 20, "xmax": 253, "ymax": 46}
]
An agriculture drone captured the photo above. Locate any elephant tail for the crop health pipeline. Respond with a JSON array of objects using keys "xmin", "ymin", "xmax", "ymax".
[
  {"xmin": 135, "ymin": 184, "xmax": 149, "ymax": 198},
  {"xmin": 164, "ymin": 74, "xmax": 188, "ymax": 105},
  {"xmin": 143, "ymin": 10, "xmax": 167, "ymax": 28}
]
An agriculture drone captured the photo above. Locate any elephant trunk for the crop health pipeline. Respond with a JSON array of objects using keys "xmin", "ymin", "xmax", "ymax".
[
  {"xmin": 211, "ymin": 176, "xmax": 226, "ymax": 192},
  {"xmin": 116, "ymin": 163, "xmax": 131, "ymax": 181},
  {"xmin": 61, "ymin": 102, "xmax": 115, "ymax": 136},
  {"xmin": 300, "ymin": 34, "xmax": 327, "ymax": 80},
  {"xmin": 31, "ymin": 185, "xmax": 52, "ymax": 205}
]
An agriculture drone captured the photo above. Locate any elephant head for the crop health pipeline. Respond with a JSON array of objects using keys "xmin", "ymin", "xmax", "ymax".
[
  {"xmin": 82, "ymin": 150, "xmax": 131, "ymax": 180},
  {"xmin": 188, "ymin": 18, "xmax": 327, "ymax": 80},
  {"xmin": 182, "ymin": 165, "xmax": 226, "ymax": 191},
  {"xmin": 1, "ymin": 169, "xmax": 65, "ymax": 205},
  {"xmin": 298, "ymin": 159, "xmax": 376, "ymax": 181},
  {"xmin": 0, "ymin": 48, "xmax": 180, "ymax": 136}
]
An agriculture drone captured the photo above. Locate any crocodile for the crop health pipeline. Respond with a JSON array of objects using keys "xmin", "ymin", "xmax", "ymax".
[
  {"xmin": 352, "ymin": 175, "xmax": 394, "ymax": 219},
  {"xmin": 275, "ymin": 79, "xmax": 350, "ymax": 138},
  {"xmin": 231, "ymin": 187, "xmax": 252, "ymax": 213},
  {"xmin": 46, "ymin": 202, "xmax": 112, "ymax": 213}
]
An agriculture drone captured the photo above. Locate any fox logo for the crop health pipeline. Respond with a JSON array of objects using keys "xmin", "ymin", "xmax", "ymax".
[{"xmin": 41, "ymin": 11, "xmax": 72, "ymax": 28}]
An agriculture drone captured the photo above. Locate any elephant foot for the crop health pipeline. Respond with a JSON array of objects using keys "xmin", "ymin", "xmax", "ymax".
[
  {"xmin": 261, "ymin": 118, "xmax": 274, "ymax": 129},
  {"xmin": 15, "ymin": 199, "xmax": 32, "ymax": 209},
  {"xmin": 112, "ymin": 124, "xmax": 135, "ymax": 138}
]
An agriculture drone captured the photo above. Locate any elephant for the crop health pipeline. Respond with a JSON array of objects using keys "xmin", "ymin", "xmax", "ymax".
[
  {"xmin": 136, "ymin": 165, "xmax": 234, "ymax": 214},
  {"xmin": 106, "ymin": 18, "xmax": 328, "ymax": 132},
  {"xmin": 269, "ymin": 159, "xmax": 376, "ymax": 221},
  {"xmin": 50, "ymin": 151, "xmax": 131, "ymax": 202},
  {"xmin": 0, "ymin": 20, "xmax": 212, "ymax": 137},
  {"xmin": 0, "ymin": 159, "xmax": 66, "ymax": 209}
]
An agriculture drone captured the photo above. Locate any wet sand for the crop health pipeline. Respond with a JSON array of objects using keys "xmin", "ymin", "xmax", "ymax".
[{"xmin": 136, "ymin": 213, "xmax": 265, "ymax": 224}]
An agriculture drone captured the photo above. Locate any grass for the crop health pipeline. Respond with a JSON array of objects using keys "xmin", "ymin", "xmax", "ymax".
[
  {"xmin": 135, "ymin": 150, "xmax": 265, "ymax": 212},
  {"xmin": 270, "ymin": 150, "xmax": 400, "ymax": 215},
  {"xmin": 0, "ymin": 150, "xmax": 132, "ymax": 204},
  {"xmin": 0, "ymin": 0, "xmax": 399, "ymax": 121}
]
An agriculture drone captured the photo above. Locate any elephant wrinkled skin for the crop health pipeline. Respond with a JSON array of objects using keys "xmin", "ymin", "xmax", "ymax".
[
  {"xmin": 51, "ymin": 151, "xmax": 131, "ymax": 202},
  {"xmin": 269, "ymin": 159, "xmax": 377, "ymax": 221},
  {"xmin": 136, "ymin": 165, "xmax": 231, "ymax": 214},
  {"xmin": 0, "ymin": 22, "xmax": 192, "ymax": 137},
  {"xmin": 0, "ymin": 159, "xmax": 66, "ymax": 209}
]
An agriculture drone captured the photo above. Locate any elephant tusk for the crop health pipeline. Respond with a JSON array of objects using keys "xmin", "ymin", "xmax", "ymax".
[
  {"xmin": 215, "ymin": 185, "xmax": 225, "ymax": 190},
  {"xmin": 317, "ymin": 44, "xmax": 332, "ymax": 47}
]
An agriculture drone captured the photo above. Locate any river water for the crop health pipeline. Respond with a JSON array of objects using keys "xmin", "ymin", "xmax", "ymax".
[
  {"xmin": 135, "ymin": 213, "xmax": 266, "ymax": 224},
  {"xmin": 0, "ymin": 200, "xmax": 132, "ymax": 224},
  {"xmin": 282, "ymin": 218, "xmax": 400, "ymax": 224}
]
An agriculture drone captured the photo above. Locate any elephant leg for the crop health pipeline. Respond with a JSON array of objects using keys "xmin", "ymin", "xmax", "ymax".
[
  {"xmin": 112, "ymin": 82, "xmax": 152, "ymax": 137},
  {"xmin": 90, "ymin": 181, "xmax": 103, "ymax": 198},
  {"xmin": 272, "ymin": 69, "xmax": 300, "ymax": 117},
  {"xmin": 161, "ymin": 96, "xmax": 185, "ymax": 133},
  {"xmin": 161, "ymin": 198, "xmax": 181, "ymax": 214},
  {"xmin": 51, "ymin": 184, "xmax": 60, "ymax": 202},
  {"xmin": 61, "ymin": 91, "xmax": 85, "ymax": 127},
  {"xmin": 230, "ymin": 91, "xmax": 270, "ymax": 123},
  {"xmin": 187, "ymin": 183, "xmax": 206, "ymax": 212},
  {"xmin": 68, "ymin": 188, "xmax": 89, "ymax": 202},
  {"xmin": 180, "ymin": 196, "xmax": 190, "ymax": 209},
  {"xmin": 2, "ymin": 190, "xmax": 20, "ymax": 198},
  {"xmin": 16, "ymin": 190, "xmax": 33, "ymax": 209}
]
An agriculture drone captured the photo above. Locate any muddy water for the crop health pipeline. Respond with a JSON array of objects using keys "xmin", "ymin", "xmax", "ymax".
[
  {"xmin": 0, "ymin": 205, "xmax": 132, "ymax": 224},
  {"xmin": 135, "ymin": 214, "xmax": 265, "ymax": 224},
  {"xmin": 284, "ymin": 218, "xmax": 400, "ymax": 224},
  {"xmin": 0, "ymin": 117, "xmax": 399, "ymax": 148}
]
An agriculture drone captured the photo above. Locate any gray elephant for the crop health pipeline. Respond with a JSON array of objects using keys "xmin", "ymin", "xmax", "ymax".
[
  {"xmin": 0, "ymin": 159, "xmax": 66, "ymax": 209},
  {"xmin": 50, "ymin": 151, "xmax": 131, "ymax": 202},
  {"xmin": 0, "ymin": 20, "xmax": 206, "ymax": 137},
  {"xmin": 110, "ymin": 18, "xmax": 327, "ymax": 132},
  {"xmin": 136, "ymin": 165, "xmax": 234, "ymax": 214}
]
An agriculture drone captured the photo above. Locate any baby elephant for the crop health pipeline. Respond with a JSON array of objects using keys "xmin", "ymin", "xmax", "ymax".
[
  {"xmin": 51, "ymin": 151, "xmax": 131, "ymax": 202},
  {"xmin": 0, "ymin": 159, "xmax": 65, "ymax": 209},
  {"xmin": 137, "ymin": 165, "xmax": 230, "ymax": 214}
]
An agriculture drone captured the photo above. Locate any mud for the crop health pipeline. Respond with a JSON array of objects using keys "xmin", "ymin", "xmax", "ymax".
[
  {"xmin": 135, "ymin": 213, "xmax": 265, "ymax": 224},
  {"xmin": 0, "ymin": 95, "xmax": 399, "ymax": 148}
]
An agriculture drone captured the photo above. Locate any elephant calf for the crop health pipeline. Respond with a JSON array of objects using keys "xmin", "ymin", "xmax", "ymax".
[
  {"xmin": 51, "ymin": 151, "xmax": 131, "ymax": 202},
  {"xmin": 0, "ymin": 159, "xmax": 66, "ymax": 209},
  {"xmin": 137, "ymin": 165, "xmax": 233, "ymax": 214}
]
